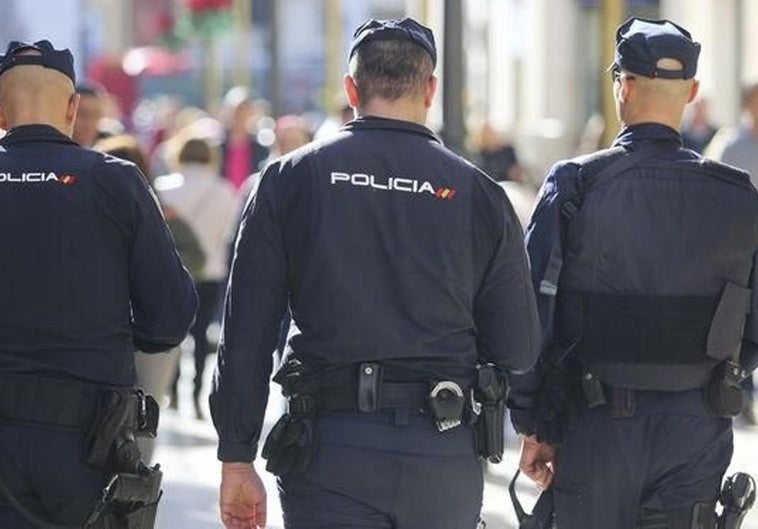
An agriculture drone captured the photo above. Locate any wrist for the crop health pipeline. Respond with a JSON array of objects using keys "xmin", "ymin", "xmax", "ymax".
[{"xmin": 222, "ymin": 462, "xmax": 253, "ymax": 474}]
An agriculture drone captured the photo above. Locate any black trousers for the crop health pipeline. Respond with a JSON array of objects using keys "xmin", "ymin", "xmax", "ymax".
[
  {"xmin": 0, "ymin": 424, "xmax": 110, "ymax": 528},
  {"xmin": 553, "ymin": 389, "xmax": 732, "ymax": 529},
  {"xmin": 278, "ymin": 410, "xmax": 483, "ymax": 529}
]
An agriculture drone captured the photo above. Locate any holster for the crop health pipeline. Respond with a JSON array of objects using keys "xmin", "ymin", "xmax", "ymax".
[
  {"xmin": 261, "ymin": 406, "xmax": 318, "ymax": 477},
  {"xmin": 474, "ymin": 365, "xmax": 506, "ymax": 463},
  {"xmin": 262, "ymin": 359, "xmax": 320, "ymax": 477},
  {"xmin": 704, "ymin": 362, "xmax": 745, "ymax": 418},
  {"xmin": 718, "ymin": 472, "xmax": 755, "ymax": 529},
  {"xmin": 86, "ymin": 389, "xmax": 158, "ymax": 474},
  {"xmin": 86, "ymin": 464, "xmax": 163, "ymax": 529}
]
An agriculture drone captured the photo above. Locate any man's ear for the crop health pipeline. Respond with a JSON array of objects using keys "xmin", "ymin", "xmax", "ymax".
[
  {"xmin": 343, "ymin": 75, "xmax": 360, "ymax": 109},
  {"xmin": 688, "ymin": 79, "xmax": 700, "ymax": 104},
  {"xmin": 0, "ymin": 106, "xmax": 8, "ymax": 131},
  {"xmin": 66, "ymin": 92, "xmax": 80, "ymax": 128},
  {"xmin": 424, "ymin": 75, "xmax": 437, "ymax": 108},
  {"xmin": 616, "ymin": 77, "xmax": 632, "ymax": 104}
]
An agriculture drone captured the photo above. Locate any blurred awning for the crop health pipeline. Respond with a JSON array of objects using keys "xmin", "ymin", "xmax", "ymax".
[{"xmin": 122, "ymin": 46, "xmax": 191, "ymax": 76}]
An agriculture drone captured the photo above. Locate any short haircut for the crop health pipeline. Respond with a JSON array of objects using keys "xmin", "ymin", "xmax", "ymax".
[
  {"xmin": 178, "ymin": 136, "xmax": 213, "ymax": 165},
  {"xmin": 349, "ymin": 39, "xmax": 434, "ymax": 103}
]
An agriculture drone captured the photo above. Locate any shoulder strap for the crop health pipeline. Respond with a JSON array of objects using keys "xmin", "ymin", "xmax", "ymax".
[{"xmin": 539, "ymin": 143, "xmax": 670, "ymax": 296}]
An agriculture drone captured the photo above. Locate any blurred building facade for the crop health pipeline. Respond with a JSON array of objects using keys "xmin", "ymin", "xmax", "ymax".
[{"xmin": 1, "ymin": 0, "xmax": 756, "ymax": 180}]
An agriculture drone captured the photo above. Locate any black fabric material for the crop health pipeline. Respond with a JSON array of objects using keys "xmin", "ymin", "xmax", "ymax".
[
  {"xmin": 319, "ymin": 382, "xmax": 428, "ymax": 412},
  {"xmin": 552, "ymin": 390, "xmax": 731, "ymax": 529},
  {"xmin": 565, "ymin": 292, "xmax": 720, "ymax": 364},
  {"xmin": 0, "ymin": 425, "xmax": 110, "ymax": 528},
  {"xmin": 0, "ymin": 374, "xmax": 102, "ymax": 431},
  {"xmin": 0, "ymin": 40, "xmax": 76, "ymax": 84},
  {"xmin": 554, "ymin": 133, "xmax": 757, "ymax": 391},
  {"xmin": 541, "ymin": 144, "xmax": 668, "ymax": 296},
  {"xmin": 349, "ymin": 18, "xmax": 437, "ymax": 65},
  {"xmin": 613, "ymin": 18, "xmax": 700, "ymax": 80},
  {"xmin": 278, "ymin": 412, "xmax": 482, "ymax": 529},
  {"xmin": 0, "ymin": 125, "xmax": 197, "ymax": 386},
  {"xmin": 212, "ymin": 115, "xmax": 540, "ymax": 462},
  {"xmin": 516, "ymin": 122, "xmax": 758, "ymax": 528}
]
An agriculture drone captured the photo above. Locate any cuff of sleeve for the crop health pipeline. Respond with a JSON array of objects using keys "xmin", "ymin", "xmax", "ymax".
[
  {"xmin": 508, "ymin": 405, "xmax": 536, "ymax": 436},
  {"xmin": 217, "ymin": 441, "xmax": 257, "ymax": 463}
]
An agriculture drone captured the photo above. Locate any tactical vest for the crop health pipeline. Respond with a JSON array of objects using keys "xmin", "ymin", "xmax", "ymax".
[{"xmin": 544, "ymin": 145, "xmax": 758, "ymax": 391}]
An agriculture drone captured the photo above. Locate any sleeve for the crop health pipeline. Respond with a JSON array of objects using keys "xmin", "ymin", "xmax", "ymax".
[
  {"xmin": 210, "ymin": 162, "xmax": 289, "ymax": 462},
  {"xmin": 109, "ymin": 160, "xmax": 198, "ymax": 353},
  {"xmin": 473, "ymin": 182, "xmax": 540, "ymax": 374},
  {"xmin": 506, "ymin": 162, "xmax": 580, "ymax": 434},
  {"xmin": 741, "ymin": 250, "xmax": 758, "ymax": 372}
]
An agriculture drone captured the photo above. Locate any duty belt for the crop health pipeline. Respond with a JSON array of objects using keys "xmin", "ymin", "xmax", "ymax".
[
  {"xmin": 0, "ymin": 374, "xmax": 144, "ymax": 431},
  {"xmin": 289, "ymin": 382, "xmax": 429, "ymax": 415}
]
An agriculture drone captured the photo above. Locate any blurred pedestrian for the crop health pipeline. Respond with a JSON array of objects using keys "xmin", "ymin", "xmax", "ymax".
[
  {"xmin": 680, "ymin": 96, "xmax": 717, "ymax": 154},
  {"xmin": 72, "ymin": 83, "xmax": 105, "ymax": 148},
  {"xmin": 511, "ymin": 18, "xmax": 758, "ymax": 528},
  {"xmin": 472, "ymin": 122, "xmax": 524, "ymax": 182},
  {"xmin": 220, "ymin": 86, "xmax": 270, "ymax": 192},
  {"xmin": 0, "ymin": 39, "xmax": 196, "ymax": 527},
  {"xmin": 211, "ymin": 17, "xmax": 539, "ymax": 529},
  {"xmin": 713, "ymin": 83, "xmax": 758, "ymax": 188},
  {"xmin": 155, "ymin": 134, "xmax": 237, "ymax": 420}
]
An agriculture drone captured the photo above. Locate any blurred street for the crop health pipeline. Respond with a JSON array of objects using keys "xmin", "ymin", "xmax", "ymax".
[{"xmin": 154, "ymin": 354, "xmax": 758, "ymax": 529}]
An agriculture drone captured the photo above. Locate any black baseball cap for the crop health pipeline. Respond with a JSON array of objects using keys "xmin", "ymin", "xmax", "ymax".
[
  {"xmin": 612, "ymin": 17, "xmax": 700, "ymax": 80},
  {"xmin": 349, "ymin": 17, "xmax": 437, "ymax": 67},
  {"xmin": 0, "ymin": 40, "xmax": 76, "ymax": 85}
]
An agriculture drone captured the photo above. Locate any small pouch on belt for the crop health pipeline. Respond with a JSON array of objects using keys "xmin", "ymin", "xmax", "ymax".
[{"xmin": 358, "ymin": 363, "xmax": 382, "ymax": 413}]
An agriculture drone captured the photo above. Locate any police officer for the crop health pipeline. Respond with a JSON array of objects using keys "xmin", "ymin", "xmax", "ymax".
[
  {"xmin": 0, "ymin": 40, "xmax": 197, "ymax": 528},
  {"xmin": 508, "ymin": 18, "xmax": 758, "ymax": 529},
  {"xmin": 211, "ymin": 17, "xmax": 540, "ymax": 529}
]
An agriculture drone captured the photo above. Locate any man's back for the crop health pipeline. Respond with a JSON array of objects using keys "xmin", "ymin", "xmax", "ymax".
[
  {"xmin": 0, "ymin": 125, "xmax": 197, "ymax": 386},
  {"xmin": 0, "ymin": 39, "xmax": 197, "ymax": 529},
  {"xmin": 212, "ymin": 18, "xmax": 540, "ymax": 529},
  {"xmin": 264, "ymin": 117, "xmax": 533, "ymax": 378}
]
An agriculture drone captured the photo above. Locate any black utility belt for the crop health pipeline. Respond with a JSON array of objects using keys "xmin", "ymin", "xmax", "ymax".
[
  {"xmin": 580, "ymin": 361, "xmax": 745, "ymax": 419},
  {"xmin": 286, "ymin": 362, "xmax": 469, "ymax": 432},
  {"xmin": 0, "ymin": 374, "xmax": 157, "ymax": 435}
]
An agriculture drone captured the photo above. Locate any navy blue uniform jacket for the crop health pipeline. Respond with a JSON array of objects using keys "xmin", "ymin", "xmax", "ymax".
[
  {"xmin": 211, "ymin": 117, "xmax": 541, "ymax": 462},
  {"xmin": 0, "ymin": 125, "xmax": 198, "ymax": 387}
]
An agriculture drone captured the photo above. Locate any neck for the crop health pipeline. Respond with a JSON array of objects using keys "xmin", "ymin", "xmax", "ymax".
[
  {"xmin": 621, "ymin": 111, "xmax": 683, "ymax": 133},
  {"xmin": 356, "ymin": 97, "xmax": 427, "ymax": 126},
  {"xmin": 7, "ymin": 116, "xmax": 70, "ymax": 136}
]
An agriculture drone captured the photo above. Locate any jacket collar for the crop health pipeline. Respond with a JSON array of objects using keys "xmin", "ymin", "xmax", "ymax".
[
  {"xmin": 612, "ymin": 122, "xmax": 682, "ymax": 149},
  {"xmin": 0, "ymin": 124, "xmax": 78, "ymax": 146},
  {"xmin": 342, "ymin": 116, "xmax": 441, "ymax": 143}
]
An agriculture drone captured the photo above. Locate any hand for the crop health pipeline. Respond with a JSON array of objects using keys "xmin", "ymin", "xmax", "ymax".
[
  {"xmin": 518, "ymin": 434, "xmax": 557, "ymax": 490},
  {"xmin": 220, "ymin": 462, "xmax": 267, "ymax": 529}
]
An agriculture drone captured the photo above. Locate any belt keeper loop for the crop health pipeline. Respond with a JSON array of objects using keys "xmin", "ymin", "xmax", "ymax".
[{"xmin": 609, "ymin": 387, "xmax": 635, "ymax": 419}]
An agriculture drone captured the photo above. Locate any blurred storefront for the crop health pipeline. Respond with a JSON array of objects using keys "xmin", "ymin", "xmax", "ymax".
[{"xmin": 2, "ymin": 0, "xmax": 756, "ymax": 179}]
